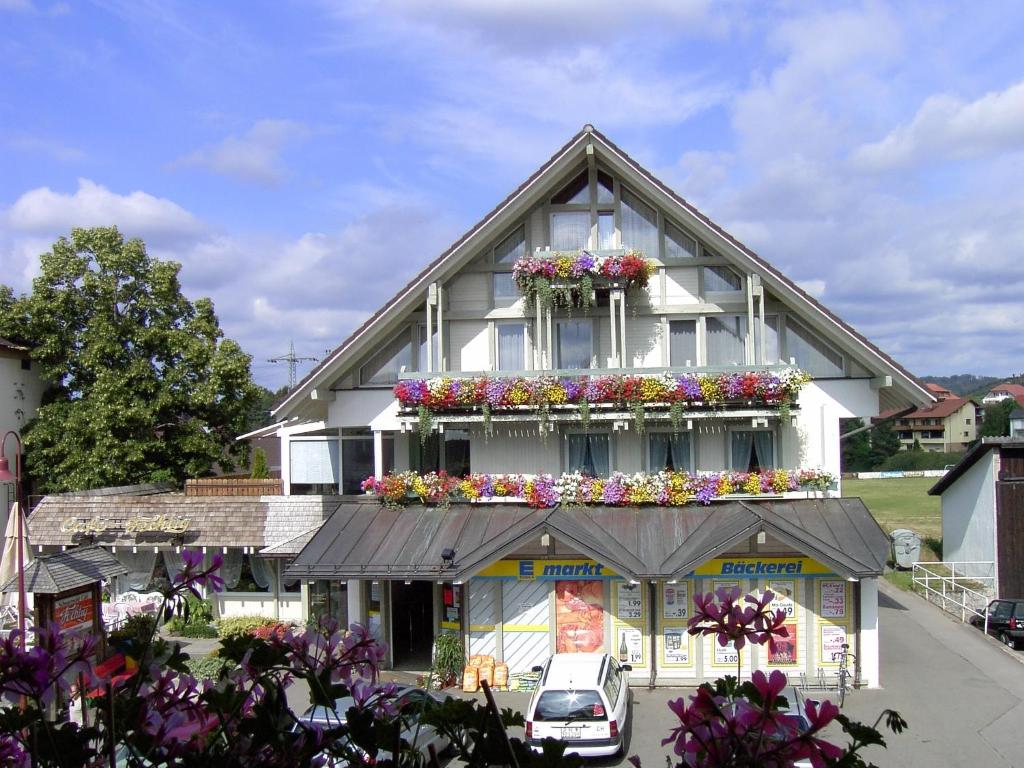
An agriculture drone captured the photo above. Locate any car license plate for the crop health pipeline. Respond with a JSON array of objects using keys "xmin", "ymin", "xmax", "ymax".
[{"xmin": 561, "ymin": 727, "xmax": 581, "ymax": 740}]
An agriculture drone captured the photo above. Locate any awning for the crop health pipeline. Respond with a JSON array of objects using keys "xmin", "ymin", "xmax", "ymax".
[
  {"xmin": 1, "ymin": 545, "xmax": 127, "ymax": 595},
  {"xmin": 285, "ymin": 497, "xmax": 891, "ymax": 581}
]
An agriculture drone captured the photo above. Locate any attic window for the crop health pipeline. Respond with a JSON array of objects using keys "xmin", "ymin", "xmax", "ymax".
[
  {"xmin": 551, "ymin": 171, "xmax": 589, "ymax": 205},
  {"xmin": 703, "ymin": 265, "xmax": 742, "ymax": 292},
  {"xmin": 665, "ymin": 222, "xmax": 697, "ymax": 259},
  {"xmin": 494, "ymin": 226, "xmax": 526, "ymax": 264},
  {"xmin": 360, "ymin": 329, "xmax": 413, "ymax": 386},
  {"xmin": 785, "ymin": 318, "xmax": 844, "ymax": 377},
  {"xmin": 596, "ymin": 170, "xmax": 614, "ymax": 204}
]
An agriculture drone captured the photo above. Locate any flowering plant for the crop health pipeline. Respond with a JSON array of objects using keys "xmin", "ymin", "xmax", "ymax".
[
  {"xmin": 512, "ymin": 250, "xmax": 653, "ymax": 310},
  {"xmin": 362, "ymin": 469, "xmax": 834, "ymax": 509},
  {"xmin": 637, "ymin": 589, "xmax": 907, "ymax": 768},
  {"xmin": 395, "ymin": 369, "xmax": 810, "ymax": 435}
]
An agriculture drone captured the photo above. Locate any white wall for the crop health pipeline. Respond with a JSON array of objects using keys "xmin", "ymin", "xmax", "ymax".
[
  {"xmin": 449, "ymin": 321, "xmax": 491, "ymax": 372},
  {"xmin": 329, "ymin": 389, "xmax": 401, "ymax": 430},
  {"xmin": 941, "ymin": 451, "xmax": 997, "ymax": 564},
  {"xmin": 794, "ymin": 379, "xmax": 880, "ymax": 484},
  {"xmin": 0, "ymin": 352, "xmax": 44, "ymax": 448},
  {"xmin": 216, "ymin": 593, "xmax": 303, "ymax": 622},
  {"xmin": 471, "ymin": 427, "xmax": 560, "ymax": 474}
]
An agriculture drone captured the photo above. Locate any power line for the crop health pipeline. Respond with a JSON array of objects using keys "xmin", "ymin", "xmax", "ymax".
[{"xmin": 268, "ymin": 340, "xmax": 318, "ymax": 388}]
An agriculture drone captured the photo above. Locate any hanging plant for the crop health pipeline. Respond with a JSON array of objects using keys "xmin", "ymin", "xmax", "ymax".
[
  {"xmin": 538, "ymin": 403, "xmax": 550, "ymax": 443},
  {"xmin": 631, "ymin": 400, "xmax": 646, "ymax": 434},
  {"xmin": 418, "ymin": 404, "xmax": 433, "ymax": 446},
  {"xmin": 482, "ymin": 401, "xmax": 492, "ymax": 437},
  {"xmin": 669, "ymin": 400, "xmax": 685, "ymax": 433},
  {"xmin": 513, "ymin": 250, "xmax": 653, "ymax": 312},
  {"xmin": 578, "ymin": 398, "xmax": 591, "ymax": 431}
]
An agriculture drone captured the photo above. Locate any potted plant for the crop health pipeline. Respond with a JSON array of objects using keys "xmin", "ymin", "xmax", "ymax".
[{"xmin": 430, "ymin": 631, "xmax": 465, "ymax": 689}]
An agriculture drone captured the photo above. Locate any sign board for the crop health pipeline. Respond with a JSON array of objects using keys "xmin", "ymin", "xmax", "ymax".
[
  {"xmin": 616, "ymin": 626, "xmax": 643, "ymax": 666},
  {"xmin": 663, "ymin": 626, "xmax": 690, "ymax": 665},
  {"xmin": 616, "ymin": 582, "xmax": 643, "ymax": 620},
  {"xmin": 663, "ymin": 581, "xmax": 690, "ymax": 620},
  {"xmin": 53, "ymin": 590, "xmax": 94, "ymax": 634},
  {"xmin": 60, "ymin": 515, "xmax": 191, "ymax": 535},
  {"xmin": 820, "ymin": 581, "xmax": 847, "ymax": 618},
  {"xmin": 694, "ymin": 557, "xmax": 832, "ymax": 578},
  {"xmin": 477, "ymin": 559, "xmax": 618, "ymax": 580},
  {"xmin": 821, "ymin": 624, "xmax": 848, "ymax": 662}
]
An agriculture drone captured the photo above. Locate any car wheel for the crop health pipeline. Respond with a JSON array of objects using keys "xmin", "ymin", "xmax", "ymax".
[{"xmin": 1000, "ymin": 632, "xmax": 1017, "ymax": 649}]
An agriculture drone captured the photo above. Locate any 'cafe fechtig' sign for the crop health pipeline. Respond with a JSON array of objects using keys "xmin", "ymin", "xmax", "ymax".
[{"xmin": 60, "ymin": 515, "xmax": 191, "ymax": 536}]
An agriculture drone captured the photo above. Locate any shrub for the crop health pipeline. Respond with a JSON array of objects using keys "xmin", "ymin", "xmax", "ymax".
[
  {"xmin": 431, "ymin": 631, "xmax": 465, "ymax": 689},
  {"xmin": 251, "ymin": 621, "xmax": 291, "ymax": 641},
  {"xmin": 109, "ymin": 613, "xmax": 157, "ymax": 655},
  {"xmin": 876, "ymin": 450, "xmax": 964, "ymax": 471},
  {"xmin": 178, "ymin": 622, "xmax": 219, "ymax": 639},
  {"xmin": 185, "ymin": 655, "xmax": 231, "ymax": 679},
  {"xmin": 164, "ymin": 595, "xmax": 215, "ymax": 636},
  {"xmin": 216, "ymin": 615, "xmax": 278, "ymax": 640}
]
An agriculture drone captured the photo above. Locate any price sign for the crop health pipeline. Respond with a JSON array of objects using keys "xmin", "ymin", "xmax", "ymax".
[
  {"xmin": 663, "ymin": 581, "xmax": 689, "ymax": 620},
  {"xmin": 820, "ymin": 581, "xmax": 846, "ymax": 619},
  {"xmin": 821, "ymin": 624, "xmax": 847, "ymax": 661},
  {"xmin": 767, "ymin": 581, "xmax": 795, "ymax": 618},
  {"xmin": 663, "ymin": 626, "xmax": 690, "ymax": 665},
  {"xmin": 714, "ymin": 638, "xmax": 739, "ymax": 666},
  {"xmin": 616, "ymin": 627, "xmax": 644, "ymax": 665},
  {"xmin": 616, "ymin": 582, "xmax": 643, "ymax": 620}
]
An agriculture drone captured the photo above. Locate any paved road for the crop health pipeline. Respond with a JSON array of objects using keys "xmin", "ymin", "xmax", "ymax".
[{"xmin": 197, "ymin": 580, "xmax": 1024, "ymax": 766}]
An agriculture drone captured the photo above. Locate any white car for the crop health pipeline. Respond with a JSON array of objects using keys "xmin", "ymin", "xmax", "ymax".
[{"xmin": 524, "ymin": 653, "xmax": 632, "ymax": 758}]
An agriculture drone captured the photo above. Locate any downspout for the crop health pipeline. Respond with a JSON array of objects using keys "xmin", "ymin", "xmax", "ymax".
[
  {"xmin": 648, "ymin": 581, "xmax": 658, "ymax": 689},
  {"xmin": 852, "ymin": 579, "xmax": 861, "ymax": 687}
]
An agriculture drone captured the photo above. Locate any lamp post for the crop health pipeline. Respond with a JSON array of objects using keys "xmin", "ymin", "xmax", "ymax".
[{"xmin": 0, "ymin": 431, "xmax": 26, "ymax": 647}]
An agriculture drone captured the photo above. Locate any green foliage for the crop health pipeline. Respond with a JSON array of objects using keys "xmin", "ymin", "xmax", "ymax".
[
  {"xmin": 922, "ymin": 373, "xmax": 1000, "ymax": 398},
  {"xmin": 1, "ymin": 227, "xmax": 261, "ymax": 492},
  {"xmin": 868, "ymin": 421, "xmax": 902, "ymax": 468},
  {"xmin": 175, "ymin": 622, "xmax": 219, "ymax": 638},
  {"xmin": 430, "ymin": 631, "xmax": 465, "ymax": 688},
  {"xmin": 876, "ymin": 450, "xmax": 964, "ymax": 471},
  {"xmin": 980, "ymin": 398, "xmax": 1018, "ymax": 437},
  {"xmin": 840, "ymin": 418, "xmax": 873, "ymax": 472},
  {"xmin": 216, "ymin": 614, "xmax": 279, "ymax": 640},
  {"xmin": 109, "ymin": 612, "xmax": 158, "ymax": 656},
  {"xmin": 184, "ymin": 654, "xmax": 231, "ymax": 680},
  {"xmin": 250, "ymin": 446, "xmax": 270, "ymax": 479}
]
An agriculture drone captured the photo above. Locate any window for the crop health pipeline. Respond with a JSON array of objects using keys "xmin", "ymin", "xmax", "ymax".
[
  {"xmin": 665, "ymin": 222, "xmax": 697, "ymax": 259},
  {"xmin": 596, "ymin": 170, "xmax": 614, "ymax": 204},
  {"xmin": 494, "ymin": 226, "xmax": 526, "ymax": 264},
  {"xmin": 360, "ymin": 330, "xmax": 413, "ymax": 385},
  {"xmin": 493, "ymin": 272, "xmax": 518, "ymax": 301},
  {"xmin": 598, "ymin": 212, "xmax": 615, "ymax": 249},
  {"xmin": 20, "ymin": 359, "xmax": 30, "ymax": 371},
  {"xmin": 649, "ymin": 432, "xmax": 692, "ymax": 472},
  {"xmin": 551, "ymin": 212, "xmax": 590, "ymax": 250},
  {"xmin": 669, "ymin": 320, "xmax": 697, "ymax": 367},
  {"xmin": 340, "ymin": 429, "xmax": 394, "ymax": 495},
  {"xmin": 703, "ymin": 266, "xmax": 742, "ymax": 292},
  {"xmin": 965, "ymin": 418, "xmax": 972, "ymax": 425},
  {"xmin": 410, "ymin": 431, "xmax": 470, "ymax": 476},
  {"xmin": 602, "ymin": 660, "xmax": 622, "ymax": 704},
  {"xmin": 731, "ymin": 431, "xmax": 774, "ymax": 472},
  {"xmin": 557, "ymin": 320, "xmax": 593, "ymax": 369},
  {"xmin": 706, "ymin": 315, "xmax": 747, "ymax": 366},
  {"xmin": 418, "ymin": 325, "xmax": 438, "ymax": 374},
  {"xmin": 755, "ymin": 315, "xmax": 779, "ymax": 365},
  {"xmin": 496, "ymin": 323, "xmax": 526, "ymax": 371},
  {"xmin": 784, "ymin": 318, "xmax": 843, "ymax": 377},
  {"xmin": 566, "ymin": 433, "xmax": 610, "ymax": 476},
  {"xmin": 620, "ymin": 187, "xmax": 658, "ymax": 257},
  {"xmin": 552, "ymin": 171, "xmax": 589, "ymax": 205},
  {"xmin": 290, "ymin": 438, "xmax": 339, "ymax": 491}
]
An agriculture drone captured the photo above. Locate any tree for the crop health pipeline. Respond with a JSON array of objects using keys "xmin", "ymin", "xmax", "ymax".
[
  {"xmin": 980, "ymin": 398, "xmax": 1018, "ymax": 438},
  {"xmin": 840, "ymin": 418, "xmax": 873, "ymax": 472},
  {"xmin": 250, "ymin": 447, "xmax": 270, "ymax": 479},
  {"xmin": 1, "ymin": 227, "xmax": 261, "ymax": 492},
  {"xmin": 868, "ymin": 420, "xmax": 902, "ymax": 468}
]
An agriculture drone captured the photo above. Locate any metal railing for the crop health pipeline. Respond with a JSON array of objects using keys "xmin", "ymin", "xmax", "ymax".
[{"xmin": 912, "ymin": 561, "xmax": 995, "ymax": 622}]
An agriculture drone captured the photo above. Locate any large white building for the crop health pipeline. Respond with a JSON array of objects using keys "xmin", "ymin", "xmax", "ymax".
[
  {"xmin": 0, "ymin": 337, "xmax": 44, "ymax": 518},
  {"xmin": 263, "ymin": 126, "xmax": 930, "ymax": 688}
]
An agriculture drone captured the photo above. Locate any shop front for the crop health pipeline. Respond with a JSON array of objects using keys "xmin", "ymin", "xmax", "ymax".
[{"xmin": 286, "ymin": 497, "xmax": 889, "ymax": 687}]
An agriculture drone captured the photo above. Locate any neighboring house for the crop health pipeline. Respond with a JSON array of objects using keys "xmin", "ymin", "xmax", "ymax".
[
  {"xmin": 1011, "ymin": 409, "xmax": 1024, "ymax": 439},
  {"xmin": 982, "ymin": 382, "xmax": 1024, "ymax": 407},
  {"xmin": 925, "ymin": 383, "xmax": 955, "ymax": 400},
  {"xmin": 0, "ymin": 337, "xmax": 45, "ymax": 519},
  {"xmin": 264, "ymin": 126, "xmax": 931, "ymax": 687},
  {"xmin": 876, "ymin": 397, "xmax": 981, "ymax": 452},
  {"xmin": 929, "ymin": 439, "xmax": 1024, "ymax": 598}
]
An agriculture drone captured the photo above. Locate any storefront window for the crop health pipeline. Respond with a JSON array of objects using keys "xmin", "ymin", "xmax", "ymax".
[{"xmin": 309, "ymin": 580, "xmax": 347, "ymax": 627}]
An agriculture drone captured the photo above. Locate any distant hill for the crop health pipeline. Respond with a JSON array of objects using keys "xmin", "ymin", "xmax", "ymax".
[{"xmin": 921, "ymin": 374, "xmax": 1002, "ymax": 399}]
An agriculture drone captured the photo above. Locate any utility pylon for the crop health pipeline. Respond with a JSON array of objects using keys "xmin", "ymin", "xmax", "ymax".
[{"xmin": 268, "ymin": 340, "xmax": 318, "ymax": 388}]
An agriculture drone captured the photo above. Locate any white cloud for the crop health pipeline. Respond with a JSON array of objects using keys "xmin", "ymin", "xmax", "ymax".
[
  {"xmin": 6, "ymin": 135, "xmax": 86, "ymax": 162},
  {"xmin": 175, "ymin": 119, "xmax": 311, "ymax": 184},
  {"xmin": 854, "ymin": 80, "xmax": 1024, "ymax": 170},
  {"xmin": 4, "ymin": 179, "xmax": 204, "ymax": 239},
  {"xmin": 0, "ymin": 0, "xmax": 34, "ymax": 11}
]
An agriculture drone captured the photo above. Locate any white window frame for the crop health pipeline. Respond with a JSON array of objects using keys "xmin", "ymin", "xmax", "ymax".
[{"xmin": 494, "ymin": 320, "xmax": 529, "ymax": 372}]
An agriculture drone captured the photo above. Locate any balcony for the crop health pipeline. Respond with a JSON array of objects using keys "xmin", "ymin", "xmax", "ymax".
[{"xmin": 394, "ymin": 366, "xmax": 808, "ymax": 433}]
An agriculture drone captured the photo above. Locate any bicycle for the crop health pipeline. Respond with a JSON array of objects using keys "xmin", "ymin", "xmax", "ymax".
[{"xmin": 832, "ymin": 643, "xmax": 856, "ymax": 707}]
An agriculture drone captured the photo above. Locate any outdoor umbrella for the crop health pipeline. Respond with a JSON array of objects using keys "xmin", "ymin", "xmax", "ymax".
[{"xmin": 0, "ymin": 502, "xmax": 33, "ymax": 614}]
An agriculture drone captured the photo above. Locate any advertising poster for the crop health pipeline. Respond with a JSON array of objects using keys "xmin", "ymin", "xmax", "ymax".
[
  {"xmin": 616, "ymin": 626, "xmax": 644, "ymax": 666},
  {"xmin": 555, "ymin": 580, "xmax": 605, "ymax": 653},
  {"xmin": 714, "ymin": 638, "xmax": 739, "ymax": 666},
  {"xmin": 663, "ymin": 581, "xmax": 689, "ymax": 620},
  {"xmin": 663, "ymin": 626, "xmax": 690, "ymax": 665},
  {"xmin": 768, "ymin": 622, "xmax": 798, "ymax": 665},
  {"xmin": 616, "ymin": 582, "xmax": 643, "ymax": 620},
  {"xmin": 821, "ymin": 624, "xmax": 848, "ymax": 662},
  {"xmin": 54, "ymin": 590, "xmax": 93, "ymax": 633},
  {"xmin": 820, "ymin": 581, "xmax": 847, "ymax": 619},
  {"xmin": 766, "ymin": 581, "xmax": 796, "ymax": 619}
]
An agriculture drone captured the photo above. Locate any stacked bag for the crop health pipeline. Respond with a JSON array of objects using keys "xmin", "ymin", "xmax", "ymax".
[{"xmin": 461, "ymin": 654, "xmax": 510, "ymax": 692}]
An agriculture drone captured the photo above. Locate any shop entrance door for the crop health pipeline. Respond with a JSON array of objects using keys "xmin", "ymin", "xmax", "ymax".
[{"xmin": 390, "ymin": 581, "xmax": 435, "ymax": 669}]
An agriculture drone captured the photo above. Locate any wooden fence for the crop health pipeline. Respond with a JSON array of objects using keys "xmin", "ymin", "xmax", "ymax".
[{"xmin": 185, "ymin": 478, "xmax": 282, "ymax": 497}]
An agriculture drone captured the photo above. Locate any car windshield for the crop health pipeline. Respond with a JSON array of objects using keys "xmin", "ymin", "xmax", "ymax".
[{"xmin": 533, "ymin": 690, "xmax": 606, "ymax": 721}]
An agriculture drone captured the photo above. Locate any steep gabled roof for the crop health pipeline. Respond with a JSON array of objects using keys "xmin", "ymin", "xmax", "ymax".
[
  {"xmin": 274, "ymin": 126, "xmax": 932, "ymax": 419},
  {"xmin": 877, "ymin": 396, "xmax": 978, "ymax": 422}
]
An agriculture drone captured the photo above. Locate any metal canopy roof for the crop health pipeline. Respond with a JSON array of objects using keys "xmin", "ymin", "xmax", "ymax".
[
  {"xmin": 1, "ymin": 545, "xmax": 128, "ymax": 595},
  {"xmin": 285, "ymin": 497, "xmax": 890, "ymax": 581}
]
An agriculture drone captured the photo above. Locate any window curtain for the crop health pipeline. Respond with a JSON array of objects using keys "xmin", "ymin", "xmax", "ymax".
[
  {"xmin": 551, "ymin": 212, "xmax": 590, "ymax": 250},
  {"xmin": 115, "ymin": 550, "xmax": 158, "ymax": 592},
  {"xmin": 249, "ymin": 555, "xmax": 273, "ymax": 590},
  {"xmin": 706, "ymin": 316, "xmax": 746, "ymax": 366},
  {"xmin": 753, "ymin": 432, "xmax": 774, "ymax": 471},
  {"xmin": 497, "ymin": 325, "xmax": 525, "ymax": 371},
  {"xmin": 568, "ymin": 434, "xmax": 587, "ymax": 473},
  {"xmin": 162, "ymin": 550, "xmax": 185, "ymax": 583},
  {"xmin": 671, "ymin": 433, "xmax": 691, "ymax": 472},
  {"xmin": 670, "ymin": 320, "xmax": 696, "ymax": 366},
  {"xmin": 588, "ymin": 435, "xmax": 610, "ymax": 476},
  {"xmin": 220, "ymin": 549, "xmax": 243, "ymax": 591},
  {"xmin": 650, "ymin": 434, "xmax": 670, "ymax": 471},
  {"xmin": 651, "ymin": 433, "xmax": 692, "ymax": 472},
  {"xmin": 786, "ymin": 319, "xmax": 844, "ymax": 376},
  {"xmin": 731, "ymin": 431, "xmax": 754, "ymax": 471}
]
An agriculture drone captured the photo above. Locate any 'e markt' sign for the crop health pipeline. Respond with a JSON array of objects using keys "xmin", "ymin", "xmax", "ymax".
[{"xmin": 60, "ymin": 515, "xmax": 191, "ymax": 536}]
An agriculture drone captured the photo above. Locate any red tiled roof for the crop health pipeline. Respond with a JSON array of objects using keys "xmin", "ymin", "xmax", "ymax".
[
  {"xmin": 925, "ymin": 383, "xmax": 954, "ymax": 399},
  {"xmin": 877, "ymin": 396, "xmax": 977, "ymax": 422},
  {"xmin": 988, "ymin": 383, "xmax": 1024, "ymax": 397}
]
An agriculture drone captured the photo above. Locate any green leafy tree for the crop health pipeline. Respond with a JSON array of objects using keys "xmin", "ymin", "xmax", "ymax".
[
  {"xmin": 980, "ymin": 398, "xmax": 1018, "ymax": 438},
  {"xmin": 1, "ymin": 227, "xmax": 260, "ymax": 492},
  {"xmin": 840, "ymin": 418, "xmax": 873, "ymax": 472},
  {"xmin": 250, "ymin": 447, "xmax": 270, "ymax": 479},
  {"xmin": 868, "ymin": 420, "xmax": 902, "ymax": 468}
]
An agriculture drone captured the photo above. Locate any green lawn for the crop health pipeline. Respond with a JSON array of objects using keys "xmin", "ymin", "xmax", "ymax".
[{"xmin": 842, "ymin": 477, "xmax": 942, "ymax": 558}]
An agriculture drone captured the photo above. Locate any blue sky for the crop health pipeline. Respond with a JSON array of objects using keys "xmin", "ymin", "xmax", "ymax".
[{"xmin": 2, "ymin": 0, "xmax": 1023, "ymax": 389}]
